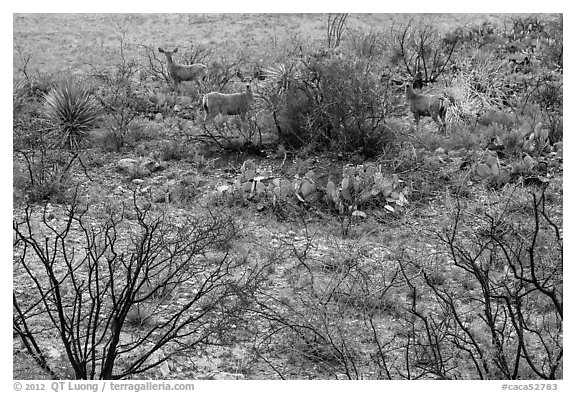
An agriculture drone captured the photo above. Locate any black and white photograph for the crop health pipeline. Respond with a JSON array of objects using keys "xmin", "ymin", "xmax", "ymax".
[{"xmin": 11, "ymin": 5, "xmax": 565, "ymax": 388}]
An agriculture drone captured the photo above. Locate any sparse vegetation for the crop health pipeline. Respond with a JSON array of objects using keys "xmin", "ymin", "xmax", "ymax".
[{"xmin": 13, "ymin": 13, "xmax": 562, "ymax": 381}]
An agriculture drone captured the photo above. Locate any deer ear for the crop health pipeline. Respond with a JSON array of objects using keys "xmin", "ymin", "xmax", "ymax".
[{"xmin": 236, "ymin": 70, "xmax": 244, "ymax": 80}]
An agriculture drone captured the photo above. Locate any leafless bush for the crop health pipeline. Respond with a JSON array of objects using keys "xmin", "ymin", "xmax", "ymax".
[
  {"xmin": 392, "ymin": 20, "xmax": 458, "ymax": 86},
  {"xmin": 252, "ymin": 190, "xmax": 562, "ymax": 379},
  {"xmin": 13, "ymin": 195, "xmax": 266, "ymax": 379},
  {"xmin": 13, "ymin": 150, "xmax": 90, "ymax": 204},
  {"xmin": 400, "ymin": 190, "xmax": 562, "ymax": 379},
  {"xmin": 89, "ymin": 59, "xmax": 146, "ymax": 150}
]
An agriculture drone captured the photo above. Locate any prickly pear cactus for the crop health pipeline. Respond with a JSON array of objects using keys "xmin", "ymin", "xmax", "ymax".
[
  {"xmin": 230, "ymin": 159, "xmax": 268, "ymax": 196},
  {"xmin": 324, "ymin": 164, "xmax": 409, "ymax": 214},
  {"xmin": 220, "ymin": 161, "xmax": 409, "ymax": 215}
]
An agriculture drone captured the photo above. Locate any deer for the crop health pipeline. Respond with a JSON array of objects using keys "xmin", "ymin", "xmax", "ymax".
[
  {"xmin": 202, "ymin": 71, "xmax": 255, "ymax": 122},
  {"xmin": 405, "ymin": 83, "xmax": 449, "ymax": 136},
  {"xmin": 158, "ymin": 47, "xmax": 208, "ymax": 92}
]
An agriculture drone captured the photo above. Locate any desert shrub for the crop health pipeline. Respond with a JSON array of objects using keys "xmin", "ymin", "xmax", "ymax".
[
  {"xmin": 455, "ymin": 54, "xmax": 517, "ymax": 110},
  {"xmin": 157, "ymin": 139, "xmax": 194, "ymax": 161},
  {"xmin": 260, "ymin": 50, "xmax": 390, "ymax": 156},
  {"xmin": 13, "ymin": 149, "xmax": 87, "ymax": 204},
  {"xmin": 446, "ymin": 128, "xmax": 483, "ymax": 151},
  {"xmin": 426, "ymin": 191, "xmax": 562, "ymax": 378},
  {"xmin": 502, "ymin": 128, "xmax": 526, "ymax": 156},
  {"xmin": 42, "ymin": 76, "xmax": 101, "ymax": 150},
  {"xmin": 14, "ymin": 43, "xmax": 58, "ymax": 100},
  {"xmin": 128, "ymin": 119, "xmax": 161, "ymax": 143},
  {"xmin": 476, "ymin": 109, "xmax": 516, "ymax": 128},
  {"xmin": 13, "ymin": 197, "xmax": 266, "ymax": 379},
  {"xmin": 13, "ymin": 79, "xmax": 48, "ymax": 150},
  {"xmin": 528, "ymin": 71, "xmax": 563, "ymax": 143},
  {"xmin": 253, "ymin": 188, "xmax": 562, "ymax": 379},
  {"xmin": 345, "ymin": 29, "xmax": 387, "ymax": 58},
  {"xmin": 546, "ymin": 115, "xmax": 563, "ymax": 145},
  {"xmin": 447, "ymin": 15, "xmax": 562, "ymax": 136},
  {"xmin": 164, "ymin": 180, "xmax": 201, "ymax": 205},
  {"xmin": 203, "ymin": 55, "xmax": 250, "ymax": 93},
  {"xmin": 391, "ymin": 20, "xmax": 460, "ymax": 85},
  {"xmin": 505, "ymin": 15, "xmax": 562, "ymax": 66},
  {"xmin": 461, "ymin": 20, "xmax": 498, "ymax": 48},
  {"xmin": 539, "ymin": 20, "xmax": 563, "ymax": 72},
  {"xmin": 91, "ymin": 60, "xmax": 149, "ymax": 150}
]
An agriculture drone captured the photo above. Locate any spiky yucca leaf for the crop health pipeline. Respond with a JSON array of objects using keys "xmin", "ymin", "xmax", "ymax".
[
  {"xmin": 43, "ymin": 77, "xmax": 100, "ymax": 149},
  {"xmin": 255, "ymin": 61, "xmax": 305, "ymax": 113},
  {"xmin": 263, "ymin": 62, "xmax": 303, "ymax": 95}
]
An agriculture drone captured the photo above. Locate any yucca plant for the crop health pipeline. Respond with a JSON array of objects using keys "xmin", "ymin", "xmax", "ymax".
[{"xmin": 43, "ymin": 76, "xmax": 100, "ymax": 149}]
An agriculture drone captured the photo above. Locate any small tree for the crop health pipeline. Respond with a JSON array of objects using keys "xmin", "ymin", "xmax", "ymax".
[
  {"xmin": 399, "ymin": 190, "xmax": 562, "ymax": 379},
  {"xmin": 90, "ymin": 60, "xmax": 144, "ymax": 150},
  {"xmin": 327, "ymin": 14, "xmax": 348, "ymax": 49},
  {"xmin": 392, "ymin": 20, "xmax": 459, "ymax": 85},
  {"xmin": 259, "ymin": 49, "xmax": 391, "ymax": 155},
  {"xmin": 13, "ymin": 195, "xmax": 265, "ymax": 379},
  {"xmin": 252, "ymin": 190, "xmax": 562, "ymax": 379}
]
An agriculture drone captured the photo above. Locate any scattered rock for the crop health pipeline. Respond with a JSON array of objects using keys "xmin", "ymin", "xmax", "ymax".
[
  {"xmin": 299, "ymin": 180, "xmax": 317, "ymax": 197},
  {"xmin": 117, "ymin": 157, "xmax": 167, "ymax": 178},
  {"xmin": 208, "ymin": 372, "xmax": 245, "ymax": 380},
  {"xmin": 117, "ymin": 158, "xmax": 139, "ymax": 175},
  {"xmin": 140, "ymin": 157, "xmax": 157, "ymax": 173},
  {"xmin": 182, "ymin": 175, "xmax": 201, "ymax": 186},
  {"xmin": 157, "ymin": 161, "xmax": 170, "ymax": 171},
  {"xmin": 352, "ymin": 210, "xmax": 367, "ymax": 218}
]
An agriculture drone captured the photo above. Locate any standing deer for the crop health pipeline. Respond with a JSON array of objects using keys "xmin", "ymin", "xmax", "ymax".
[
  {"xmin": 405, "ymin": 83, "xmax": 449, "ymax": 136},
  {"xmin": 202, "ymin": 71, "xmax": 255, "ymax": 122},
  {"xmin": 158, "ymin": 47, "xmax": 207, "ymax": 92}
]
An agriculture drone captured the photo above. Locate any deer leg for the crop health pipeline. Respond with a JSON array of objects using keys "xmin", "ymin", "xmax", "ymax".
[
  {"xmin": 204, "ymin": 112, "xmax": 216, "ymax": 122},
  {"xmin": 431, "ymin": 114, "xmax": 444, "ymax": 136}
]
